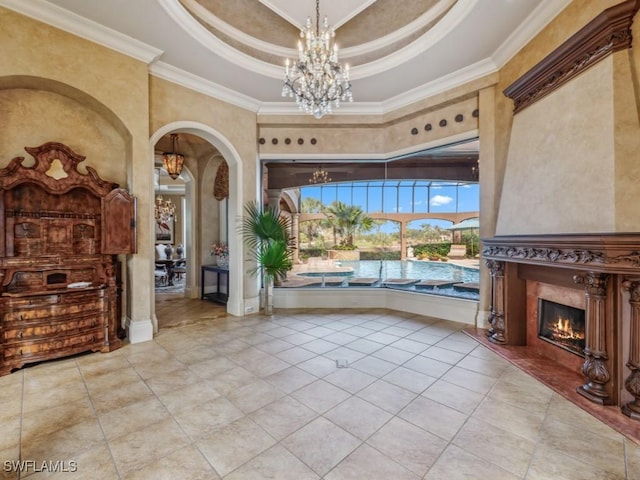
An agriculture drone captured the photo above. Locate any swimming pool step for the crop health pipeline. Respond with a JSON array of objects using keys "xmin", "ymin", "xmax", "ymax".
[
  {"xmin": 348, "ymin": 277, "xmax": 381, "ymax": 286},
  {"xmin": 453, "ymin": 282, "xmax": 480, "ymax": 292},
  {"xmin": 381, "ymin": 278, "xmax": 421, "ymax": 285},
  {"xmin": 415, "ymin": 280, "xmax": 460, "ymax": 290}
]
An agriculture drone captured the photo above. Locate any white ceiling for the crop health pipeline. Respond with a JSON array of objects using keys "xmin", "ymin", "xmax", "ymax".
[
  {"xmin": 258, "ymin": 0, "xmax": 377, "ymax": 29},
  {"xmin": 0, "ymin": 0, "xmax": 571, "ymax": 115}
]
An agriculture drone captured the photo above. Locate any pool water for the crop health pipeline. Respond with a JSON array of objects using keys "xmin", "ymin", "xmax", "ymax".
[
  {"xmin": 339, "ymin": 259, "xmax": 479, "ymax": 283},
  {"xmin": 295, "ymin": 260, "xmax": 480, "ymax": 300}
]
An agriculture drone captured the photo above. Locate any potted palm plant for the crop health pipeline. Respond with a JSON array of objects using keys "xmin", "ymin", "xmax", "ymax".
[{"xmin": 241, "ymin": 201, "xmax": 294, "ymax": 315}]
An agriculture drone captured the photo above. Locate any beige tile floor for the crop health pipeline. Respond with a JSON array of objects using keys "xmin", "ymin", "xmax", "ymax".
[{"xmin": 3, "ymin": 305, "xmax": 640, "ymax": 479}]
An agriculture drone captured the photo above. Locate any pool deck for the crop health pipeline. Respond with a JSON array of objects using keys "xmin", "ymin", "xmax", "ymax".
[{"xmin": 280, "ymin": 257, "xmax": 481, "ymax": 289}]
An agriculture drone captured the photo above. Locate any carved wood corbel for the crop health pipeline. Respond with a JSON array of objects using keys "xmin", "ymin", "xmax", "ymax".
[
  {"xmin": 485, "ymin": 259, "xmax": 506, "ymax": 344},
  {"xmin": 622, "ymin": 280, "xmax": 640, "ymax": 419},
  {"xmin": 574, "ymin": 272, "xmax": 612, "ymax": 404}
]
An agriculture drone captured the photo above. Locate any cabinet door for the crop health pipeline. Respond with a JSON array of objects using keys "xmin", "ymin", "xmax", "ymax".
[{"xmin": 102, "ymin": 189, "xmax": 136, "ymax": 254}]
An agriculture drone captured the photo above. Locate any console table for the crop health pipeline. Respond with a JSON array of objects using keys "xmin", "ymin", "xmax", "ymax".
[{"xmin": 201, "ymin": 265, "xmax": 229, "ymax": 304}]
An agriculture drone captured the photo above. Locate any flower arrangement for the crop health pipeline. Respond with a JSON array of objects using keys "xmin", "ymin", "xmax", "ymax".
[{"xmin": 210, "ymin": 243, "xmax": 229, "ymax": 257}]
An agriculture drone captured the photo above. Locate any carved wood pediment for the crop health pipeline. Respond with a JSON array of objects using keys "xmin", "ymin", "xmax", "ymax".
[
  {"xmin": 0, "ymin": 142, "xmax": 118, "ymax": 196},
  {"xmin": 504, "ymin": 0, "xmax": 640, "ymax": 114}
]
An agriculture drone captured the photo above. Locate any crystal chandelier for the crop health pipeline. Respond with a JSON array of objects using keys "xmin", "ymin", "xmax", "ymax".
[
  {"xmin": 282, "ymin": 0, "xmax": 353, "ymax": 119},
  {"xmin": 162, "ymin": 133, "xmax": 185, "ymax": 180},
  {"xmin": 309, "ymin": 167, "xmax": 331, "ymax": 184},
  {"xmin": 155, "ymin": 196, "xmax": 176, "ymax": 224}
]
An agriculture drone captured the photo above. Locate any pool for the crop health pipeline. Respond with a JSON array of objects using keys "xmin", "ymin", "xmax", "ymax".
[
  {"xmin": 339, "ymin": 259, "xmax": 479, "ymax": 283},
  {"xmin": 297, "ymin": 270, "xmax": 354, "ymax": 277},
  {"xmin": 294, "ymin": 260, "xmax": 480, "ymax": 300}
]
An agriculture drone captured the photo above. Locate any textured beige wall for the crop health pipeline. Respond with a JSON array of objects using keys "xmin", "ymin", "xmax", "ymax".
[
  {"xmin": 258, "ymin": 96, "xmax": 478, "ymax": 157},
  {"xmin": 0, "ymin": 6, "xmax": 152, "ymax": 326},
  {"xmin": 0, "ymin": 7, "xmax": 149, "ymax": 149},
  {"xmin": 494, "ymin": 1, "xmax": 640, "ymax": 235},
  {"xmin": 612, "ymin": 50, "xmax": 640, "ymax": 231},
  {"xmin": 149, "ymin": 76, "xmax": 257, "ymax": 204},
  {"xmin": 496, "ymin": 60, "xmax": 617, "ymax": 234},
  {"xmin": 491, "ymin": 1, "xmax": 624, "ymax": 236},
  {"xmin": 149, "ymin": 77, "xmax": 259, "ymax": 302},
  {"xmin": 0, "ymin": 89, "xmax": 126, "ymax": 184}
]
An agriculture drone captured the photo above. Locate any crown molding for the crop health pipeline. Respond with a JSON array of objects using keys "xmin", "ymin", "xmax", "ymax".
[
  {"xmin": 349, "ymin": 0, "xmax": 476, "ymax": 80},
  {"xmin": 492, "ymin": 0, "xmax": 572, "ymax": 68},
  {"xmin": 504, "ymin": 0, "xmax": 639, "ymax": 114},
  {"xmin": 259, "ymin": 57, "xmax": 497, "ymax": 117},
  {"xmin": 381, "ymin": 57, "xmax": 498, "ymax": 113},
  {"xmin": 150, "ymin": 62, "xmax": 261, "ymax": 112},
  {"xmin": 158, "ymin": 0, "xmax": 282, "ymax": 79},
  {"xmin": 162, "ymin": 0, "xmax": 475, "ymax": 83},
  {"xmin": 258, "ymin": 102, "xmax": 384, "ymax": 116},
  {"xmin": 181, "ymin": 0, "xmax": 293, "ymax": 57},
  {"xmin": 0, "ymin": 0, "xmax": 163, "ymax": 64},
  {"xmin": 184, "ymin": 0, "xmax": 456, "ymax": 61}
]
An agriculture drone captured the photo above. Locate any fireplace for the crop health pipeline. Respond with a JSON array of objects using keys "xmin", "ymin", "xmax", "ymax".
[
  {"xmin": 538, "ymin": 299, "xmax": 585, "ymax": 357},
  {"xmin": 481, "ymin": 233, "xmax": 640, "ymax": 422}
]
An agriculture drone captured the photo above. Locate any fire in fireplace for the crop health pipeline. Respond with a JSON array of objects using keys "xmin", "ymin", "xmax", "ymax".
[{"xmin": 538, "ymin": 299, "xmax": 585, "ymax": 356}]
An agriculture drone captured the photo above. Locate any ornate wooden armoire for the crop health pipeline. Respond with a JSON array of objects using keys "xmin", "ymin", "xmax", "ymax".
[{"xmin": 0, "ymin": 142, "xmax": 136, "ymax": 375}]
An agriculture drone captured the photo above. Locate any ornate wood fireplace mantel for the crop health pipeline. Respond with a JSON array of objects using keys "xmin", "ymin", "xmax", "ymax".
[{"xmin": 482, "ymin": 234, "xmax": 640, "ymax": 416}]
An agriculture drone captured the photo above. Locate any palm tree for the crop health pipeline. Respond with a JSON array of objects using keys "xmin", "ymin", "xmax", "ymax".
[
  {"xmin": 324, "ymin": 201, "xmax": 374, "ymax": 247},
  {"xmin": 300, "ymin": 197, "xmax": 324, "ymax": 246},
  {"xmin": 241, "ymin": 201, "xmax": 294, "ymax": 314}
]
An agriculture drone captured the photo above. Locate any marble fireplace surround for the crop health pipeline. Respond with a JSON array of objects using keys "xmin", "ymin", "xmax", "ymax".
[{"xmin": 470, "ymin": 233, "xmax": 640, "ymax": 442}]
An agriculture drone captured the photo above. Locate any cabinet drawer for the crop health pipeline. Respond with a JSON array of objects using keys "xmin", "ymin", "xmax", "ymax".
[
  {"xmin": 3, "ymin": 300, "xmax": 103, "ymax": 322},
  {"xmin": 3, "ymin": 314, "xmax": 104, "ymax": 342},
  {"xmin": 0, "ymin": 288, "xmax": 104, "ymax": 308},
  {"xmin": 3, "ymin": 329, "xmax": 104, "ymax": 360},
  {"xmin": 1, "ymin": 294, "xmax": 61, "ymax": 309}
]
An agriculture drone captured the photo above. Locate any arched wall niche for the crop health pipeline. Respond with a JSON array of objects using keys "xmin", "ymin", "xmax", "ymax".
[
  {"xmin": 201, "ymin": 154, "xmax": 225, "ymax": 259},
  {"xmin": 0, "ymin": 75, "xmax": 130, "ymax": 186}
]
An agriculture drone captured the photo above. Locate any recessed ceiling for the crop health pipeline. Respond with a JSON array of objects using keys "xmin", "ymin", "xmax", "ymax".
[
  {"xmin": 2, "ymin": 0, "xmax": 571, "ymax": 113},
  {"xmin": 258, "ymin": 0, "xmax": 377, "ymax": 29}
]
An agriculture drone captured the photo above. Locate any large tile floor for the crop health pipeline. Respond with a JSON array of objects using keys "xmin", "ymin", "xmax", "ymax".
[{"xmin": 3, "ymin": 304, "xmax": 640, "ymax": 479}]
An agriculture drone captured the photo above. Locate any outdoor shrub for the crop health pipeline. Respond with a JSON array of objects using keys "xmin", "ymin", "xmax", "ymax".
[
  {"xmin": 413, "ymin": 242, "xmax": 451, "ymax": 258},
  {"xmin": 332, "ymin": 244, "xmax": 358, "ymax": 251},
  {"xmin": 300, "ymin": 247, "xmax": 326, "ymax": 258},
  {"xmin": 360, "ymin": 250, "xmax": 401, "ymax": 261}
]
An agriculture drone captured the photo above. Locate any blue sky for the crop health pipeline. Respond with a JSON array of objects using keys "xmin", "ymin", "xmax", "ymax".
[
  {"xmin": 301, "ymin": 181, "xmax": 478, "ymax": 213},
  {"xmin": 301, "ymin": 181, "xmax": 479, "ymax": 232}
]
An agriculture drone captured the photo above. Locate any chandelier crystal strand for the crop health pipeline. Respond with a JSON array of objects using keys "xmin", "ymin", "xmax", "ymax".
[
  {"xmin": 155, "ymin": 196, "xmax": 176, "ymax": 224},
  {"xmin": 309, "ymin": 167, "xmax": 331, "ymax": 184},
  {"xmin": 282, "ymin": 0, "xmax": 353, "ymax": 119}
]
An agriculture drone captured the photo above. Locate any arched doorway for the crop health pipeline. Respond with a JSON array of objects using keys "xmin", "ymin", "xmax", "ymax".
[{"xmin": 149, "ymin": 122, "xmax": 245, "ymax": 333}]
